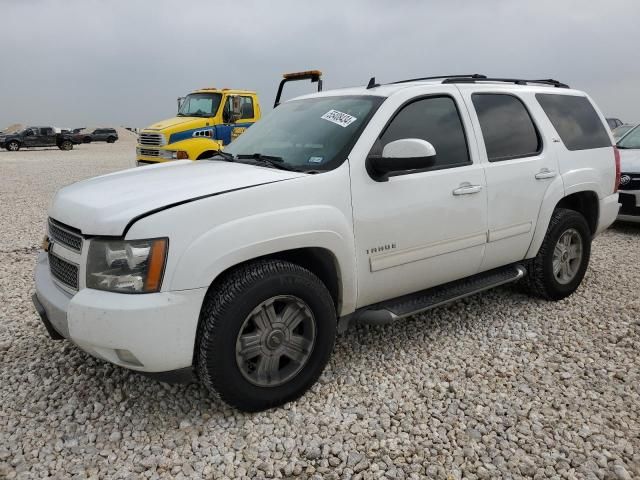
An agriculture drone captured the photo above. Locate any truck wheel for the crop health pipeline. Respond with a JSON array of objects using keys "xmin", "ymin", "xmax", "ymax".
[
  {"xmin": 59, "ymin": 140, "xmax": 73, "ymax": 151},
  {"xmin": 6, "ymin": 141, "xmax": 19, "ymax": 151},
  {"xmin": 197, "ymin": 259, "xmax": 336, "ymax": 412},
  {"xmin": 106, "ymin": 136, "xmax": 116, "ymax": 143},
  {"xmin": 524, "ymin": 208, "xmax": 591, "ymax": 301}
]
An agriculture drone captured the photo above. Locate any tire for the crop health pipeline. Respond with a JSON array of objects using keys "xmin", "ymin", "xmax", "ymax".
[
  {"xmin": 106, "ymin": 136, "xmax": 116, "ymax": 143},
  {"xmin": 196, "ymin": 259, "xmax": 336, "ymax": 412},
  {"xmin": 6, "ymin": 141, "xmax": 19, "ymax": 151},
  {"xmin": 59, "ymin": 140, "xmax": 73, "ymax": 151},
  {"xmin": 83, "ymin": 137, "xmax": 91, "ymax": 143},
  {"xmin": 524, "ymin": 208, "xmax": 591, "ymax": 300}
]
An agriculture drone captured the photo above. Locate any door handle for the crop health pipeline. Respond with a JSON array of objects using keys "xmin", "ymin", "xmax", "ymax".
[
  {"xmin": 452, "ymin": 184, "xmax": 483, "ymax": 195},
  {"xmin": 535, "ymin": 168, "xmax": 556, "ymax": 180}
]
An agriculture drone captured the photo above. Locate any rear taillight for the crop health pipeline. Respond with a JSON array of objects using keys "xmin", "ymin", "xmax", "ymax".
[{"xmin": 613, "ymin": 146, "xmax": 621, "ymax": 193}]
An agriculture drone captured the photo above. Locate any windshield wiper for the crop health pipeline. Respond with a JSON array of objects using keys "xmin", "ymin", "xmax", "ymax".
[
  {"xmin": 205, "ymin": 150, "xmax": 236, "ymax": 161},
  {"xmin": 236, "ymin": 153, "xmax": 301, "ymax": 172}
]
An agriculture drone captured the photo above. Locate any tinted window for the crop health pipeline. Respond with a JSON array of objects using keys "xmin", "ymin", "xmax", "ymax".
[
  {"xmin": 380, "ymin": 96, "xmax": 470, "ymax": 169},
  {"xmin": 536, "ymin": 94, "xmax": 610, "ymax": 151},
  {"xmin": 472, "ymin": 94, "xmax": 541, "ymax": 161}
]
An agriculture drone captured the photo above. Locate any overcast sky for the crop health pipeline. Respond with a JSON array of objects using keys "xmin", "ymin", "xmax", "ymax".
[{"xmin": 1, "ymin": 0, "xmax": 639, "ymax": 129}]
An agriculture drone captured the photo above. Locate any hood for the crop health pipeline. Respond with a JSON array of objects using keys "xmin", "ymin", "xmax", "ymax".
[
  {"xmin": 49, "ymin": 161, "xmax": 305, "ymax": 236},
  {"xmin": 145, "ymin": 116, "xmax": 209, "ymax": 132},
  {"xmin": 619, "ymin": 148, "xmax": 640, "ymax": 173}
]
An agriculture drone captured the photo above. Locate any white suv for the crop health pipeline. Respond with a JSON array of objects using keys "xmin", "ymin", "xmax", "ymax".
[{"xmin": 33, "ymin": 75, "xmax": 620, "ymax": 411}]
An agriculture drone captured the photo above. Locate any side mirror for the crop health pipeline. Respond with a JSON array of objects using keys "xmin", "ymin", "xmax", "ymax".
[{"xmin": 366, "ymin": 138, "xmax": 437, "ymax": 181}]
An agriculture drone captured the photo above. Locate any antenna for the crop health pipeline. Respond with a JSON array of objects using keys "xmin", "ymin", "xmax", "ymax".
[{"xmin": 366, "ymin": 77, "xmax": 379, "ymax": 89}]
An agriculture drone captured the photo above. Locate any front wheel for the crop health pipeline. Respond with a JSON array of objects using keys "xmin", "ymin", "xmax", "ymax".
[
  {"xmin": 196, "ymin": 259, "xmax": 336, "ymax": 412},
  {"xmin": 106, "ymin": 136, "xmax": 116, "ymax": 143},
  {"xmin": 59, "ymin": 140, "xmax": 73, "ymax": 151},
  {"xmin": 6, "ymin": 141, "xmax": 19, "ymax": 151},
  {"xmin": 524, "ymin": 208, "xmax": 591, "ymax": 300}
]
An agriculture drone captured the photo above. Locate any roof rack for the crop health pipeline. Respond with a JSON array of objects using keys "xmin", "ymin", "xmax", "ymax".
[
  {"xmin": 441, "ymin": 77, "xmax": 570, "ymax": 88},
  {"xmin": 390, "ymin": 74, "xmax": 487, "ymax": 85}
]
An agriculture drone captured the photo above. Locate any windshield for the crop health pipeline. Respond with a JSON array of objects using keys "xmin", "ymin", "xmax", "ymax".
[
  {"xmin": 224, "ymin": 95, "xmax": 383, "ymax": 171},
  {"xmin": 613, "ymin": 124, "xmax": 636, "ymax": 141},
  {"xmin": 178, "ymin": 93, "xmax": 222, "ymax": 117},
  {"xmin": 617, "ymin": 124, "xmax": 640, "ymax": 149}
]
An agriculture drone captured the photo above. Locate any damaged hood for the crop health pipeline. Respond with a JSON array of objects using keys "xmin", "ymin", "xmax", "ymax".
[{"xmin": 49, "ymin": 160, "xmax": 305, "ymax": 236}]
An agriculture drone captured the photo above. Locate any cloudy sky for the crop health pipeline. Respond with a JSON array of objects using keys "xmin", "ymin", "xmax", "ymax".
[{"xmin": 1, "ymin": 0, "xmax": 639, "ymax": 129}]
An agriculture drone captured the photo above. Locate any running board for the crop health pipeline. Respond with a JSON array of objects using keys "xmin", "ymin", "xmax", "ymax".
[{"xmin": 353, "ymin": 264, "xmax": 526, "ymax": 326}]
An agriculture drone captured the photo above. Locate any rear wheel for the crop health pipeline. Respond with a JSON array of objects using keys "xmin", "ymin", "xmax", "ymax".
[
  {"xmin": 196, "ymin": 259, "xmax": 336, "ymax": 412},
  {"xmin": 524, "ymin": 208, "xmax": 591, "ymax": 300},
  {"xmin": 83, "ymin": 136, "xmax": 91, "ymax": 143},
  {"xmin": 6, "ymin": 141, "xmax": 19, "ymax": 151}
]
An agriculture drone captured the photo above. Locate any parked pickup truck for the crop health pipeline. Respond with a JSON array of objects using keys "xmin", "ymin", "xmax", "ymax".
[
  {"xmin": 33, "ymin": 74, "xmax": 620, "ymax": 411},
  {"xmin": 0, "ymin": 126, "xmax": 75, "ymax": 151}
]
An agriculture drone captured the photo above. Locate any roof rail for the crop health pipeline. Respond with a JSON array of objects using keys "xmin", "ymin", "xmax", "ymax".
[
  {"xmin": 390, "ymin": 74, "xmax": 487, "ymax": 85},
  {"xmin": 442, "ymin": 77, "xmax": 570, "ymax": 88}
]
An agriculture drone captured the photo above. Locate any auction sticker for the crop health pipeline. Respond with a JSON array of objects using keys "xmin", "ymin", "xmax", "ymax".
[{"xmin": 321, "ymin": 110, "xmax": 357, "ymax": 128}]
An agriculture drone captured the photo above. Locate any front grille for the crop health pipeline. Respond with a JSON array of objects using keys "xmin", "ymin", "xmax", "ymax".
[
  {"xmin": 619, "ymin": 193, "xmax": 640, "ymax": 216},
  {"xmin": 48, "ymin": 219, "xmax": 83, "ymax": 252},
  {"xmin": 619, "ymin": 173, "xmax": 640, "ymax": 191},
  {"xmin": 139, "ymin": 148, "xmax": 160, "ymax": 157},
  {"xmin": 139, "ymin": 133, "xmax": 165, "ymax": 146},
  {"xmin": 49, "ymin": 252, "xmax": 79, "ymax": 290}
]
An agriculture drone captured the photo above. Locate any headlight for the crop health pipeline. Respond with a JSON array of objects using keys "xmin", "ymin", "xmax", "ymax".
[
  {"xmin": 86, "ymin": 238, "xmax": 168, "ymax": 293},
  {"xmin": 159, "ymin": 150, "xmax": 189, "ymax": 160}
]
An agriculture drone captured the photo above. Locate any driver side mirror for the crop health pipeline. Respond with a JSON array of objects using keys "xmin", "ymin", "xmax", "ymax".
[{"xmin": 366, "ymin": 138, "xmax": 437, "ymax": 182}]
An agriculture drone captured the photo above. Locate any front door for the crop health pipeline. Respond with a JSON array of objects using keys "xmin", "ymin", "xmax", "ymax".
[
  {"xmin": 458, "ymin": 88, "xmax": 560, "ymax": 271},
  {"xmin": 23, "ymin": 128, "xmax": 39, "ymax": 147},
  {"xmin": 350, "ymin": 91, "xmax": 488, "ymax": 307},
  {"xmin": 217, "ymin": 95, "xmax": 256, "ymax": 145}
]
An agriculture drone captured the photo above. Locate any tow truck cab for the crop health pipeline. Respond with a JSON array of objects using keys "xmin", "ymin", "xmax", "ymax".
[{"xmin": 136, "ymin": 89, "xmax": 261, "ymax": 165}]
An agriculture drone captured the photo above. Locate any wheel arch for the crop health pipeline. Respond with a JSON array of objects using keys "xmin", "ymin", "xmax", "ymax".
[
  {"xmin": 526, "ymin": 188, "xmax": 599, "ymax": 258},
  {"xmin": 202, "ymin": 247, "xmax": 343, "ymax": 316}
]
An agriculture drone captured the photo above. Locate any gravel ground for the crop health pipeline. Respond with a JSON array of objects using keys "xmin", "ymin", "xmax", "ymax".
[{"xmin": 0, "ymin": 142, "xmax": 639, "ymax": 479}]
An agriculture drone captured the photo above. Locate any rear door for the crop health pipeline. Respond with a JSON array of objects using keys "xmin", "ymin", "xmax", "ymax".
[
  {"xmin": 40, "ymin": 128, "xmax": 55, "ymax": 146},
  {"xmin": 458, "ymin": 86, "xmax": 560, "ymax": 271}
]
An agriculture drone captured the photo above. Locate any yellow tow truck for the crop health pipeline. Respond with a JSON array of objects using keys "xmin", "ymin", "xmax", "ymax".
[{"xmin": 136, "ymin": 70, "xmax": 323, "ymax": 166}]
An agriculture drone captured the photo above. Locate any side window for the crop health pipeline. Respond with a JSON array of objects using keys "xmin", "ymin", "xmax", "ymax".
[
  {"xmin": 472, "ymin": 93, "xmax": 541, "ymax": 162},
  {"xmin": 224, "ymin": 96, "xmax": 254, "ymax": 122},
  {"xmin": 380, "ymin": 96, "xmax": 470, "ymax": 170},
  {"xmin": 40, "ymin": 128, "xmax": 49, "ymax": 135},
  {"xmin": 536, "ymin": 94, "xmax": 611, "ymax": 151}
]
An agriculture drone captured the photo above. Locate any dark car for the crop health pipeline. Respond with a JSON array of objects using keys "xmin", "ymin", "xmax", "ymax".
[
  {"xmin": 77, "ymin": 128, "xmax": 119, "ymax": 144},
  {"xmin": 0, "ymin": 127, "xmax": 74, "ymax": 151},
  {"xmin": 606, "ymin": 118, "xmax": 623, "ymax": 130}
]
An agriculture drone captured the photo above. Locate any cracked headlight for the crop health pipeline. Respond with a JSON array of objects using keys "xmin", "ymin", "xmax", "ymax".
[{"xmin": 86, "ymin": 238, "xmax": 168, "ymax": 293}]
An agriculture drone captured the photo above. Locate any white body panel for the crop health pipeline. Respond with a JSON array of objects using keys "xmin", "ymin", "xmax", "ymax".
[{"xmin": 34, "ymin": 79, "xmax": 619, "ymax": 373}]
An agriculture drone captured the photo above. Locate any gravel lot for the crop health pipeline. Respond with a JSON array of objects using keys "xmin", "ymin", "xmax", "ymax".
[{"xmin": 1, "ymin": 140, "xmax": 639, "ymax": 479}]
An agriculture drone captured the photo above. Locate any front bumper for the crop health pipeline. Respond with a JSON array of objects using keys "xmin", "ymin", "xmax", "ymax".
[
  {"xmin": 618, "ymin": 190, "xmax": 640, "ymax": 223},
  {"xmin": 33, "ymin": 252, "xmax": 207, "ymax": 373}
]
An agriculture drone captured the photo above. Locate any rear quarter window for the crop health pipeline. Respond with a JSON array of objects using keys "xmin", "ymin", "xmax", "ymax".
[{"xmin": 536, "ymin": 94, "xmax": 611, "ymax": 151}]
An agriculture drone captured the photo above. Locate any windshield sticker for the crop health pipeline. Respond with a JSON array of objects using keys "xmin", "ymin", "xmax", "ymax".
[
  {"xmin": 308, "ymin": 156, "xmax": 323, "ymax": 163},
  {"xmin": 321, "ymin": 110, "xmax": 357, "ymax": 128}
]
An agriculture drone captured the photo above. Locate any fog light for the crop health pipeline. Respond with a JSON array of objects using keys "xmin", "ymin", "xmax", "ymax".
[{"xmin": 115, "ymin": 349, "xmax": 143, "ymax": 367}]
